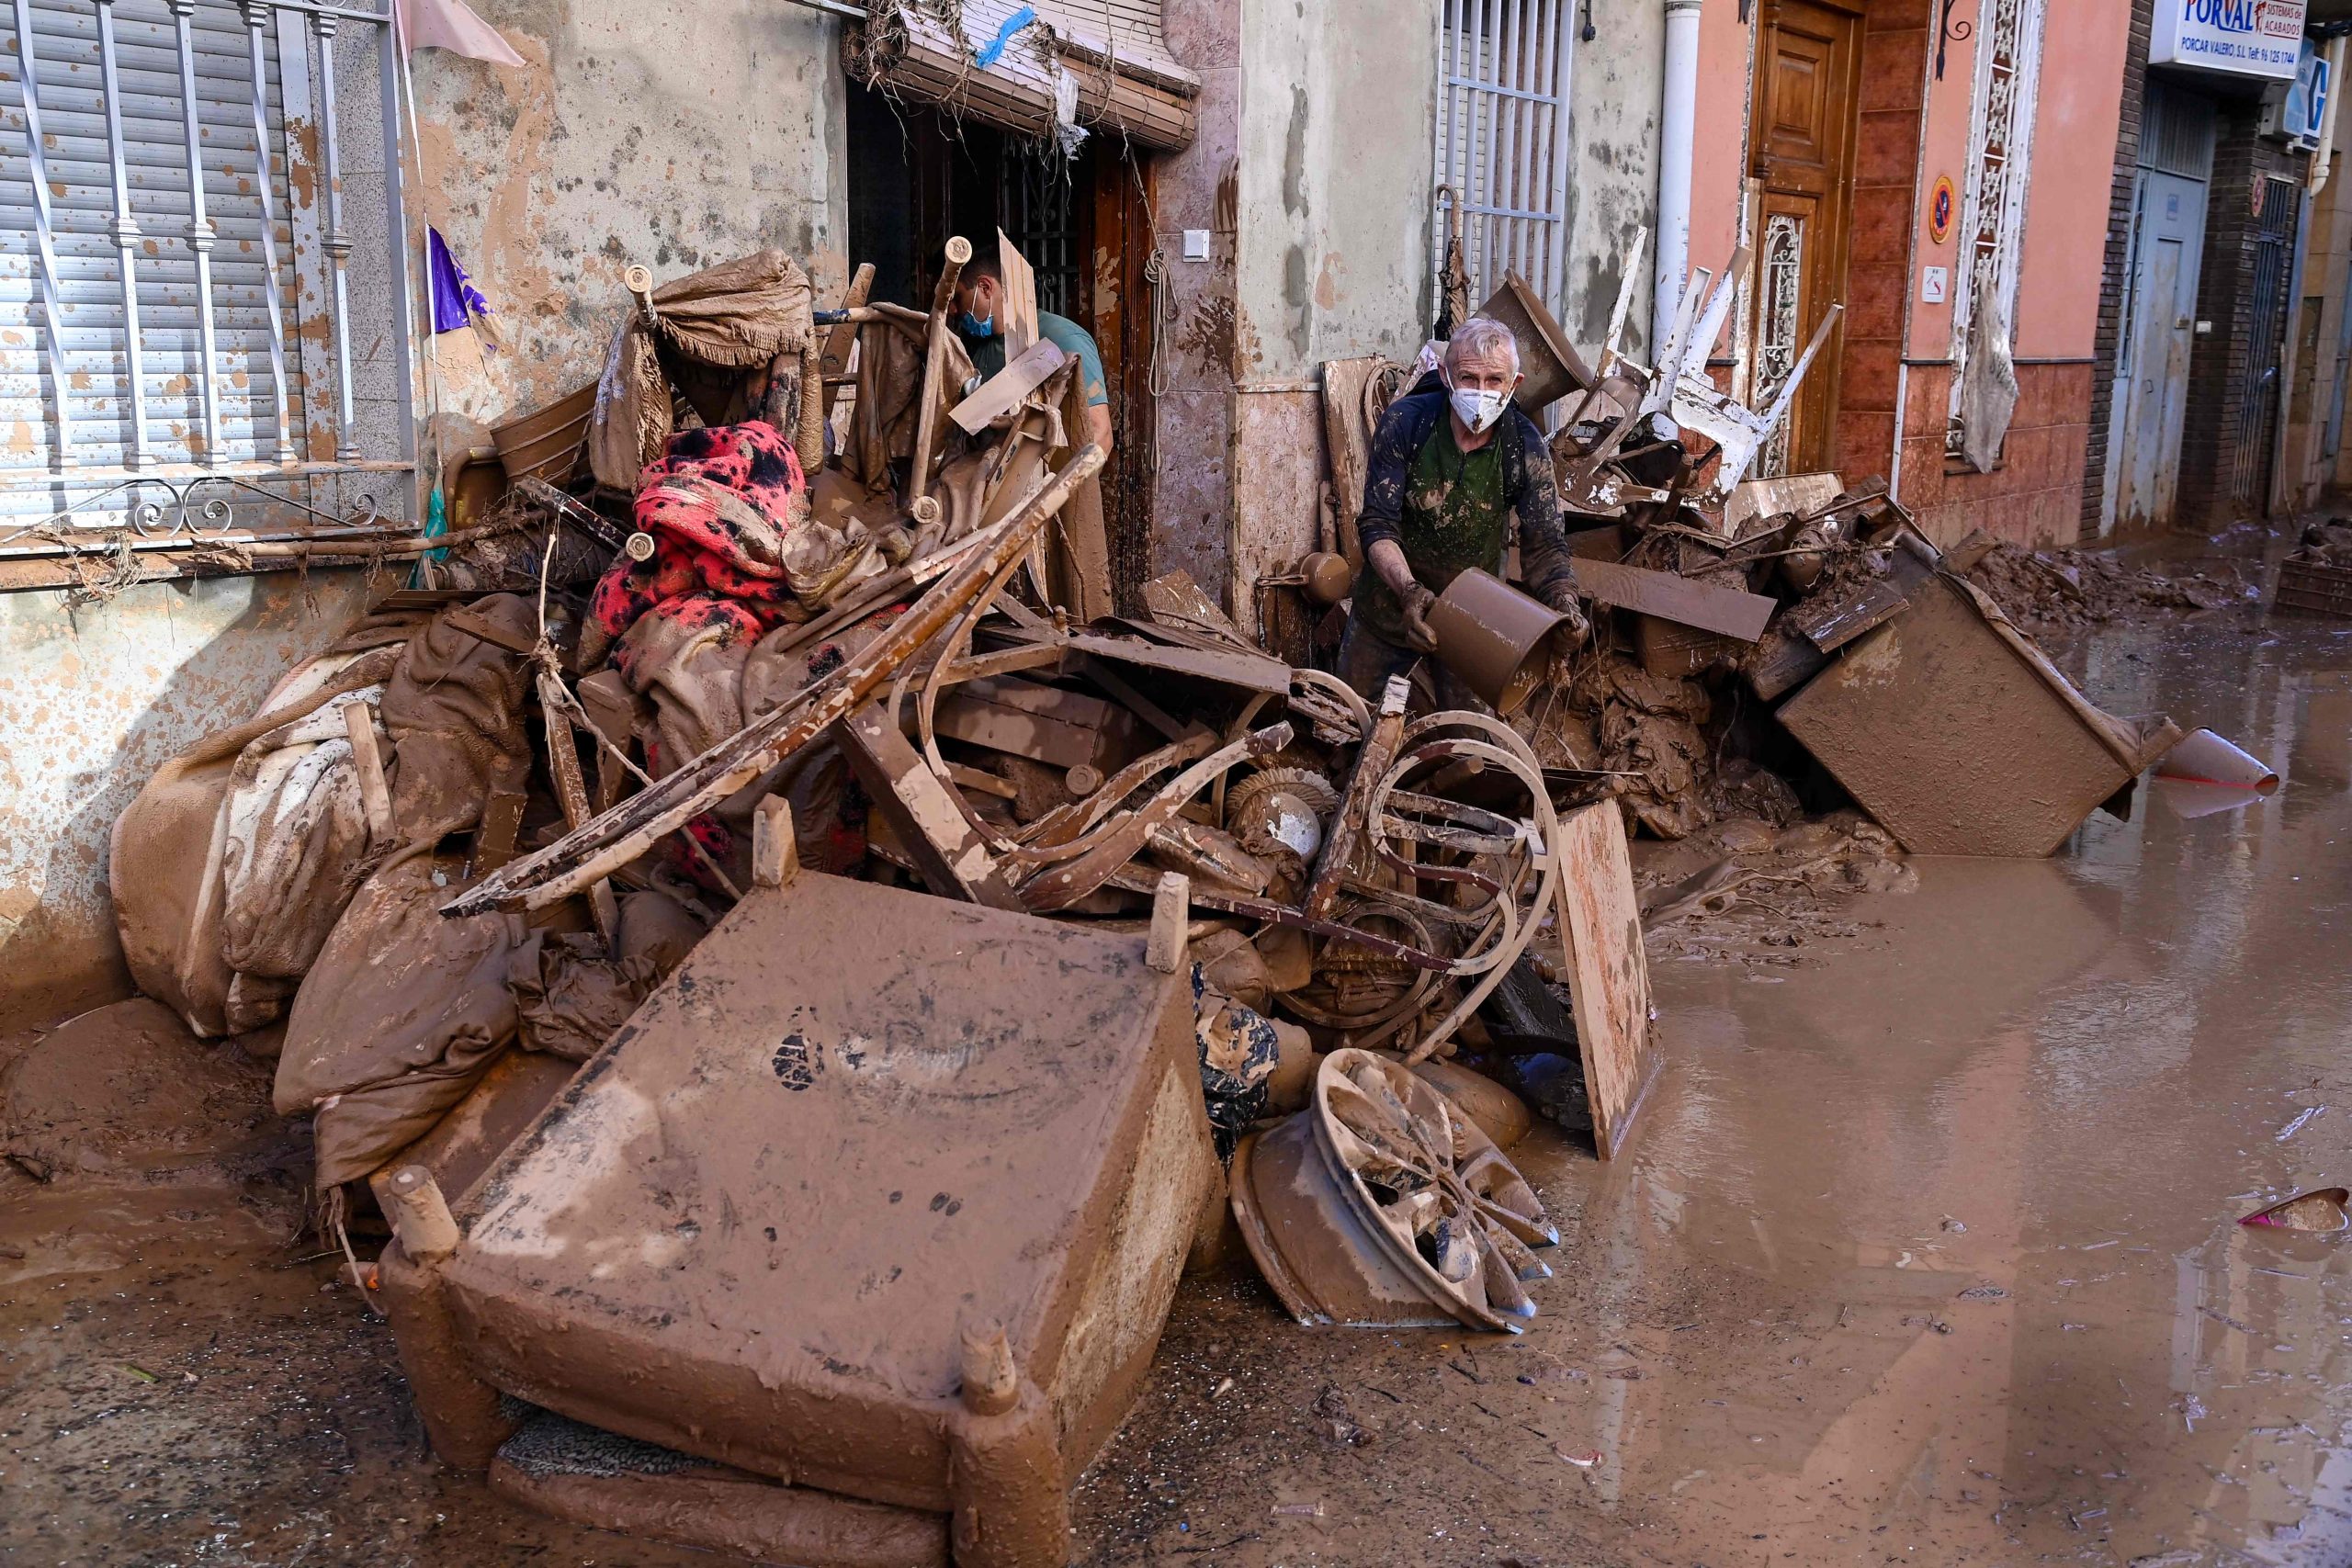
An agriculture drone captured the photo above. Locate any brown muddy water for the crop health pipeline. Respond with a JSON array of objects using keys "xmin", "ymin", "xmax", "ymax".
[{"xmin": 6, "ymin": 599, "xmax": 2352, "ymax": 1567}]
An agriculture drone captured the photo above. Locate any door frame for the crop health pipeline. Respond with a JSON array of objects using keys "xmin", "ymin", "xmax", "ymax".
[{"xmin": 1747, "ymin": 0, "xmax": 1866, "ymax": 476}]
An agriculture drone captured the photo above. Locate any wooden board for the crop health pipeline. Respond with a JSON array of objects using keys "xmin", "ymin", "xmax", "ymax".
[
  {"xmin": 837, "ymin": 703, "xmax": 1024, "ymax": 909},
  {"xmin": 997, "ymin": 227, "xmax": 1039, "ymax": 363},
  {"xmin": 1722, "ymin": 470, "xmax": 1841, "ymax": 536},
  {"xmin": 1568, "ymin": 557, "xmax": 1778, "ymax": 642},
  {"xmin": 949, "ymin": 338, "xmax": 1068, "ymax": 434},
  {"xmin": 1555, "ymin": 801, "xmax": 1657, "ymax": 1161}
]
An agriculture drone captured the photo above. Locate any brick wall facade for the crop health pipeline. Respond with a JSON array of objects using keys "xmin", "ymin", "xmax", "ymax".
[
  {"xmin": 2081, "ymin": 0, "xmax": 2154, "ymax": 536},
  {"xmin": 2177, "ymin": 106, "xmax": 2308, "ymax": 529}
]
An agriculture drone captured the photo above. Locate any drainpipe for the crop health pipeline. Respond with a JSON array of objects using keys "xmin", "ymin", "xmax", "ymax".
[{"xmin": 1653, "ymin": 0, "xmax": 1704, "ymax": 352}]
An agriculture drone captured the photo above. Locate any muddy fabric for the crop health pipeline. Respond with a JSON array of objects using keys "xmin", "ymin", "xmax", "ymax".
[
  {"xmin": 841, "ymin": 319, "xmax": 973, "ymax": 495},
  {"xmin": 1600, "ymin": 667, "xmax": 1715, "ymax": 841},
  {"xmin": 614, "ymin": 888, "xmax": 709, "ymax": 977},
  {"xmin": 589, "ymin": 251, "xmax": 816, "ymax": 492},
  {"xmin": 112, "ymin": 638, "xmax": 413, "ymax": 1039},
  {"xmin": 613, "ymin": 596, "xmax": 754, "ymax": 780},
  {"xmin": 506, "ymin": 932, "xmax": 661, "ymax": 1061},
  {"xmin": 378, "ymin": 594, "xmax": 539, "ymax": 846},
  {"xmin": 217, "ymin": 689, "xmax": 387, "ymax": 983},
  {"xmin": 277, "ymin": 856, "xmax": 532, "ymax": 1190}
]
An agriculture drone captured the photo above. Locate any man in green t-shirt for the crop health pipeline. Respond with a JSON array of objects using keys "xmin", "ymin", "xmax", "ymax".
[{"xmin": 951, "ymin": 249, "xmax": 1114, "ymax": 460}]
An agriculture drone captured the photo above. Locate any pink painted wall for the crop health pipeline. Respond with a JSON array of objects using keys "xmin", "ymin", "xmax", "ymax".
[
  {"xmin": 2013, "ymin": 0, "xmax": 2132, "ymax": 357},
  {"xmin": 1690, "ymin": 1, "xmax": 1756, "ymax": 333},
  {"xmin": 1904, "ymin": 0, "xmax": 2127, "ymax": 362}
]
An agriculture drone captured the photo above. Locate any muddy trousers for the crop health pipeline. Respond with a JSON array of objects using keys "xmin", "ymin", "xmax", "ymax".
[{"xmin": 1335, "ymin": 605, "xmax": 1487, "ymax": 713}]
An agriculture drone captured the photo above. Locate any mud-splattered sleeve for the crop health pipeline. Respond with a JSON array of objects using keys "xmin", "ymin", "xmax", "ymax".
[
  {"xmin": 1355, "ymin": 399, "xmax": 1428, "ymax": 556},
  {"xmin": 1510, "ymin": 412, "xmax": 1577, "ymax": 603}
]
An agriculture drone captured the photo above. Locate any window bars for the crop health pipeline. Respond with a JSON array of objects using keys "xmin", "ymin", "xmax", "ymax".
[
  {"xmin": 1434, "ymin": 0, "xmax": 1575, "ymax": 332},
  {"xmin": 0, "ymin": 0, "xmax": 412, "ymax": 542}
]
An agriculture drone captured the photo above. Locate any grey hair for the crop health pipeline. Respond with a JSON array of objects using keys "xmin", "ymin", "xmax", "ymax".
[{"xmin": 1446, "ymin": 317, "xmax": 1521, "ymax": 372}]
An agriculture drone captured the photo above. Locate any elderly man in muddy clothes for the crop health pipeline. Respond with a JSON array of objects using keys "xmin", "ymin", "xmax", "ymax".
[{"xmin": 1341, "ymin": 316, "xmax": 1591, "ymax": 705}]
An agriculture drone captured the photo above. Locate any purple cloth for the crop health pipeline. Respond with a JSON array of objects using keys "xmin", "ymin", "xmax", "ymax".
[{"xmin": 427, "ymin": 226, "xmax": 494, "ymax": 335}]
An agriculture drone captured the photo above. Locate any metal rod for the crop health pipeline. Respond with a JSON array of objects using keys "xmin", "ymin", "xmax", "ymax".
[
  {"xmin": 168, "ymin": 0, "xmax": 224, "ymax": 465},
  {"xmin": 11, "ymin": 0, "xmax": 73, "ymax": 469},
  {"xmin": 241, "ymin": 2, "xmax": 297, "ymax": 463},
  {"xmin": 92, "ymin": 0, "xmax": 150, "ymax": 468},
  {"xmin": 314, "ymin": 10, "xmax": 360, "ymax": 461},
  {"xmin": 378, "ymin": 0, "xmax": 414, "ymax": 470},
  {"xmin": 1479, "ymin": 0, "xmax": 1505, "ymax": 294}
]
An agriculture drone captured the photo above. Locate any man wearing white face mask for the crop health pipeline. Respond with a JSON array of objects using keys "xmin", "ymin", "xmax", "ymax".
[{"xmin": 1344, "ymin": 318, "xmax": 1589, "ymax": 704}]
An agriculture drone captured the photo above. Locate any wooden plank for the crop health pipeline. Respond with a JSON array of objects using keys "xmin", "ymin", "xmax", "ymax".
[
  {"xmin": 1722, "ymin": 471, "xmax": 1841, "ymax": 536},
  {"xmin": 343, "ymin": 702, "xmax": 395, "ymax": 845},
  {"xmin": 1568, "ymin": 557, "xmax": 1777, "ymax": 641},
  {"xmin": 837, "ymin": 702, "xmax": 1025, "ymax": 910},
  {"xmin": 445, "ymin": 604, "xmax": 541, "ymax": 658},
  {"xmin": 821, "ymin": 262, "xmax": 876, "ymax": 419},
  {"xmin": 752, "ymin": 795, "xmax": 799, "ymax": 888},
  {"xmin": 1787, "ymin": 541, "xmax": 1938, "ymax": 653},
  {"xmin": 997, "ymin": 227, "xmax": 1040, "ymax": 363},
  {"xmin": 1304, "ymin": 677, "xmax": 1408, "ymax": 920},
  {"xmin": 1062, "ymin": 630, "xmax": 1293, "ymax": 694},
  {"xmin": 949, "ymin": 338, "xmax": 1069, "ymax": 435},
  {"xmin": 1555, "ymin": 800, "xmax": 1657, "ymax": 1161},
  {"xmin": 537, "ymin": 671, "xmax": 617, "ymax": 944}
]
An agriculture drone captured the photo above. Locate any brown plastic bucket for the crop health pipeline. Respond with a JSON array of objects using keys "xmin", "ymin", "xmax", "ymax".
[
  {"xmin": 1426, "ymin": 567, "xmax": 1564, "ymax": 716},
  {"xmin": 492, "ymin": 383, "xmax": 594, "ymax": 487}
]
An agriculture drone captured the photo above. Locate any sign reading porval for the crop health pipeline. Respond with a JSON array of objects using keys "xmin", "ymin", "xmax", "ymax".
[{"xmin": 2151, "ymin": 0, "xmax": 2307, "ymax": 82}]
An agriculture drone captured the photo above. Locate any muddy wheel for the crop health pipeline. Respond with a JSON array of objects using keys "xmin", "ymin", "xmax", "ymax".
[{"xmin": 1309, "ymin": 1049, "xmax": 1555, "ymax": 1332}]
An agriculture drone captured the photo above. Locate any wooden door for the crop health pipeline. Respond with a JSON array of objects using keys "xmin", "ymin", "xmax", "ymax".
[
  {"xmin": 2116, "ymin": 170, "xmax": 2206, "ymax": 528},
  {"xmin": 1748, "ymin": 0, "xmax": 1862, "ymax": 476}
]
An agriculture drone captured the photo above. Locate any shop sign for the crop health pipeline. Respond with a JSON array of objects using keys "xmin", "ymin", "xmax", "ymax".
[{"xmin": 2151, "ymin": 0, "xmax": 2309, "ymax": 82}]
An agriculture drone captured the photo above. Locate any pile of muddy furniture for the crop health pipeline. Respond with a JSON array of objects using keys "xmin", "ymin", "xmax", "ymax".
[{"xmin": 106, "ymin": 236, "xmax": 2231, "ymax": 1567}]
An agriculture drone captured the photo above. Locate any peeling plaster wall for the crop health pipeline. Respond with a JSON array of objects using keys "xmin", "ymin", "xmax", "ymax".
[
  {"xmin": 1147, "ymin": 0, "xmax": 1245, "ymax": 597},
  {"xmin": 1223, "ymin": 0, "xmax": 1438, "ymax": 628},
  {"xmin": 1563, "ymin": 0, "xmax": 1666, "ymax": 354},
  {"xmin": 0, "ymin": 570, "xmax": 377, "ymax": 1022},
  {"xmin": 407, "ymin": 0, "xmax": 851, "ymax": 430},
  {"xmin": 1232, "ymin": 0, "xmax": 1436, "ymax": 378}
]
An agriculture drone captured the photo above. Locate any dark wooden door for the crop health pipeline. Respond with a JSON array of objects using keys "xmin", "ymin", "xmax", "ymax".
[{"xmin": 1748, "ymin": 0, "xmax": 1862, "ymax": 476}]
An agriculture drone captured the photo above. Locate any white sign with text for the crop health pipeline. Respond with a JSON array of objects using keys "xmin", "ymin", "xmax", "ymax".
[{"xmin": 2151, "ymin": 0, "xmax": 2309, "ymax": 81}]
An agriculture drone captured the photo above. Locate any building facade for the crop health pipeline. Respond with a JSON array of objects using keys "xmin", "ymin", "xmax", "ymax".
[{"xmin": 1683, "ymin": 0, "xmax": 2134, "ymax": 547}]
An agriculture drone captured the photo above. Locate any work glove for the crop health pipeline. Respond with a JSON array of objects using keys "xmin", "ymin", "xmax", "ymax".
[
  {"xmin": 1539, "ymin": 582, "xmax": 1591, "ymax": 657},
  {"xmin": 1398, "ymin": 581, "xmax": 1442, "ymax": 654}
]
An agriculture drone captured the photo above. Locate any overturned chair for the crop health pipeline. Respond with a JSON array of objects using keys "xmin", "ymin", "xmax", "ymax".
[{"xmin": 376, "ymin": 870, "xmax": 1219, "ymax": 1567}]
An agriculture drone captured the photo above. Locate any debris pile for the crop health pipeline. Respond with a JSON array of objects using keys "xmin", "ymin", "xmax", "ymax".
[
  {"xmin": 1962, "ymin": 538, "xmax": 2249, "ymax": 631},
  {"xmin": 78, "ymin": 231, "xmax": 2268, "ymax": 1568}
]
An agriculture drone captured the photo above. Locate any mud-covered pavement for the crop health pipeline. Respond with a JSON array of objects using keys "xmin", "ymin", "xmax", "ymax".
[{"xmin": 8, "ymin": 570, "xmax": 2352, "ymax": 1567}]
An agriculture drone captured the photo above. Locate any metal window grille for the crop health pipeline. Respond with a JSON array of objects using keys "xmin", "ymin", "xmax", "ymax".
[
  {"xmin": 2234, "ymin": 175, "xmax": 2300, "ymax": 508},
  {"xmin": 999, "ymin": 140, "xmax": 1079, "ymax": 318},
  {"xmin": 0, "ymin": 0, "xmax": 410, "ymax": 542},
  {"xmin": 1946, "ymin": 0, "xmax": 2045, "ymax": 450},
  {"xmin": 1434, "ymin": 0, "xmax": 1574, "ymax": 327}
]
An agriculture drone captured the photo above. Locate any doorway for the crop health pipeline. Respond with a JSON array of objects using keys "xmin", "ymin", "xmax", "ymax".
[
  {"xmin": 2109, "ymin": 80, "xmax": 2215, "ymax": 531},
  {"xmin": 1747, "ymin": 0, "xmax": 1863, "ymax": 476},
  {"xmin": 843, "ymin": 85, "xmax": 1158, "ymax": 599},
  {"xmin": 2114, "ymin": 172, "xmax": 2208, "ymax": 528}
]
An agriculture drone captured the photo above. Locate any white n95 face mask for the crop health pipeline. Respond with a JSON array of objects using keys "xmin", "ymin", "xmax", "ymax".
[{"xmin": 1450, "ymin": 386, "xmax": 1510, "ymax": 434}]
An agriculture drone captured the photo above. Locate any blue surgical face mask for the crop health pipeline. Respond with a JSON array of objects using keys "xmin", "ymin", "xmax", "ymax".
[{"xmin": 959, "ymin": 310, "xmax": 996, "ymax": 336}]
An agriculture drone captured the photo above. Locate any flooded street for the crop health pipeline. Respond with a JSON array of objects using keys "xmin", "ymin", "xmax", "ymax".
[
  {"xmin": 9, "ymin": 604, "xmax": 2352, "ymax": 1568},
  {"xmin": 1077, "ymin": 607, "xmax": 2352, "ymax": 1567}
]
